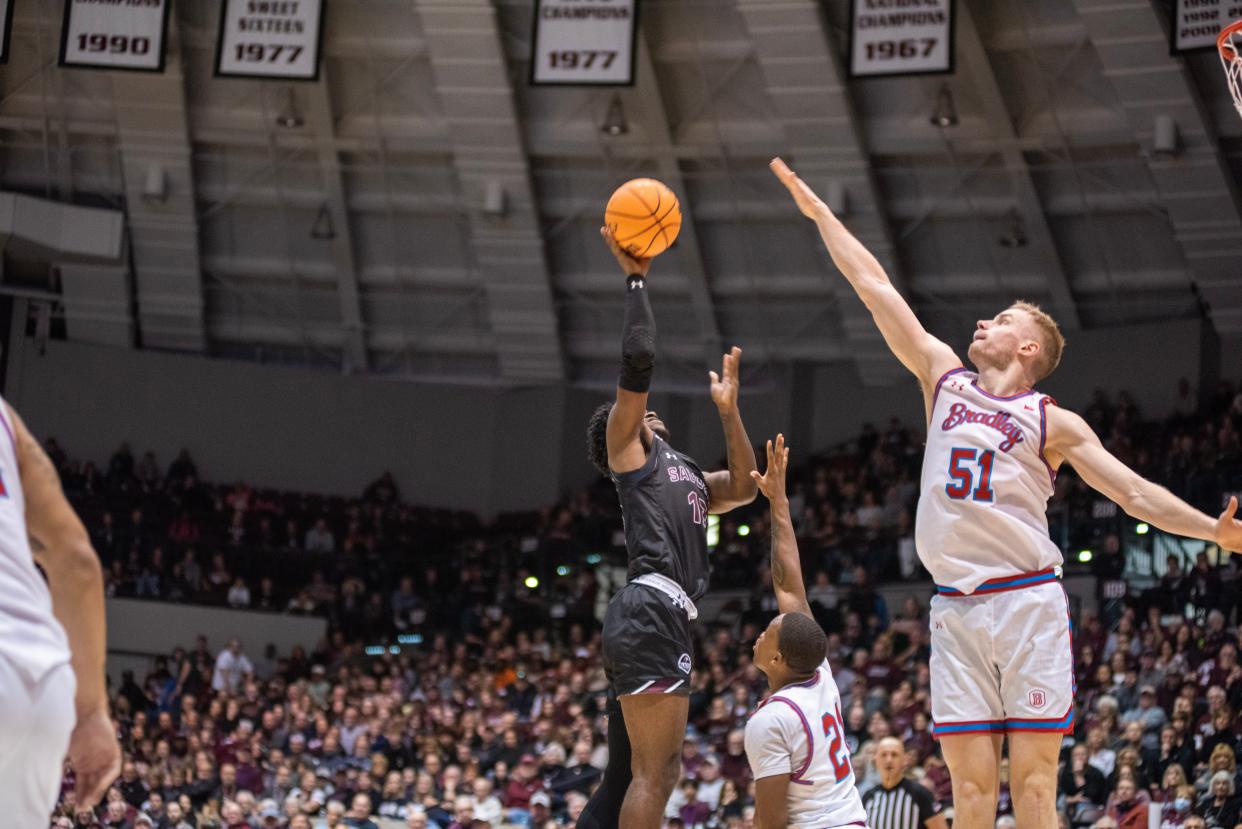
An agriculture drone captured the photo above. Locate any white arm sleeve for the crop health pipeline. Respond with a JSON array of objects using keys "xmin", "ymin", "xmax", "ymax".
[{"xmin": 745, "ymin": 704, "xmax": 795, "ymax": 780}]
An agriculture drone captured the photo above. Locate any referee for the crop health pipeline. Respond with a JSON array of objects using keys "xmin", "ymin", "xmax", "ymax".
[{"xmin": 862, "ymin": 737, "xmax": 948, "ymax": 829}]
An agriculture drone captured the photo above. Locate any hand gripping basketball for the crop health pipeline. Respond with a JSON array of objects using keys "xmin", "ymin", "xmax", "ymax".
[
  {"xmin": 604, "ymin": 178, "xmax": 682, "ymax": 258},
  {"xmin": 601, "ymin": 226, "xmax": 651, "ymax": 279}
]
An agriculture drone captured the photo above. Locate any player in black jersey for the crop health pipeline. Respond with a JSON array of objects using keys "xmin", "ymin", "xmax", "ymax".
[{"xmin": 580, "ymin": 227, "xmax": 759, "ymax": 829}]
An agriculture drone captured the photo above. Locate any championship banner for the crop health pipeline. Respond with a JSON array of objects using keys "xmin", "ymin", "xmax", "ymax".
[
  {"xmin": 215, "ymin": 0, "xmax": 325, "ymax": 80},
  {"xmin": 1171, "ymin": 0, "xmax": 1242, "ymax": 52},
  {"xmin": 849, "ymin": 0, "xmax": 954, "ymax": 78},
  {"xmin": 531, "ymin": 0, "xmax": 638, "ymax": 86},
  {"xmin": 59, "ymin": 0, "xmax": 169, "ymax": 72},
  {"xmin": 0, "ymin": 0, "xmax": 13, "ymax": 63}
]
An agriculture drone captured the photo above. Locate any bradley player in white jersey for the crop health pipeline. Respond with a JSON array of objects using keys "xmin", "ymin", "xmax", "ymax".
[
  {"xmin": 746, "ymin": 434, "xmax": 868, "ymax": 829},
  {"xmin": 0, "ymin": 399, "xmax": 120, "ymax": 824},
  {"xmin": 772, "ymin": 157, "xmax": 1242, "ymax": 829}
]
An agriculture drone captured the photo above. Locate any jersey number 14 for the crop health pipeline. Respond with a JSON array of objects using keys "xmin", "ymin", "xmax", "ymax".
[{"xmin": 945, "ymin": 448, "xmax": 995, "ymax": 502}]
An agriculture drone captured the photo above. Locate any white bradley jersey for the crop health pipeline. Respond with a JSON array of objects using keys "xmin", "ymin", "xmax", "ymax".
[
  {"xmin": 745, "ymin": 660, "xmax": 867, "ymax": 829},
  {"xmin": 916, "ymin": 367, "xmax": 1063, "ymax": 594},
  {"xmin": 0, "ymin": 401, "xmax": 70, "ymax": 684}
]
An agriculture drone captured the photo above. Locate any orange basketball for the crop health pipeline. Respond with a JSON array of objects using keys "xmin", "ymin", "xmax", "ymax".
[{"xmin": 605, "ymin": 178, "xmax": 682, "ymax": 258}]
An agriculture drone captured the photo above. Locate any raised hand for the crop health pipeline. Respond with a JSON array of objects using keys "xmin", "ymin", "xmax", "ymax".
[
  {"xmin": 709, "ymin": 347, "xmax": 742, "ymax": 415},
  {"xmin": 68, "ymin": 707, "xmax": 121, "ymax": 809},
  {"xmin": 749, "ymin": 434, "xmax": 789, "ymax": 503},
  {"xmin": 1216, "ymin": 495, "xmax": 1242, "ymax": 553},
  {"xmin": 770, "ymin": 157, "xmax": 830, "ymax": 221},
  {"xmin": 601, "ymin": 226, "xmax": 652, "ymax": 278}
]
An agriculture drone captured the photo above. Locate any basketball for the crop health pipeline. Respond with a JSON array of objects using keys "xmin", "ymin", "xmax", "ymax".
[{"xmin": 605, "ymin": 178, "xmax": 682, "ymax": 259}]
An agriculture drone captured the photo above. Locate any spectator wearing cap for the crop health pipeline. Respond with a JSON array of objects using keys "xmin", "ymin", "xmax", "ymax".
[
  {"xmin": 502, "ymin": 754, "xmax": 543, "ymax": 822},
  {"xmin": 1121, "ymin": 685, "xmax": 1168, "ymax": 739},
  {"xmin": 1136, "ymin": 649, "xmax": 1163, "ymax": 693},
  {"xmin": 253, "ymin": 801, "xmax": 281, "ymax": 829},
  {"xmin": 695, "ymin": 756, "xmax": 725, "ymax": 810},
  {"xmin": 527, "ymin": 791, "xmax": 552, "ymax": 827}
]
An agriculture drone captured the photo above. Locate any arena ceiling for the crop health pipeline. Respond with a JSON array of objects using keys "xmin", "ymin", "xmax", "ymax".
[{"xmin": 0, "ymin": 0, "xmax": 1240, "ymax": 389}]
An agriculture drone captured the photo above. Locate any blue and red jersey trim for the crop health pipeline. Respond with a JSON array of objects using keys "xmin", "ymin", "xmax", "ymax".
[
  {"xmin": 931, "ymin": 366, "xmax": 968, "ymax": 411},
  {"xmin": 936, "ymin": 567, "xmax": 1060, "ymax": 597},
  {"xmin": 1038, "ymin": 396, "xmax": 1058, "ymax": 484},
  {"xmin": 761, "ymin": 696, "xmax": 816, "ymax": 785},
  {"xmin": 970, "ymin": 379, "xmax": 1037, "ymax": 402}
]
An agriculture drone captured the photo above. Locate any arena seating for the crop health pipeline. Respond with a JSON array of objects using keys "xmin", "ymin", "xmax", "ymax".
[{"xmin": 49, "ymin": 380, "xmax": 1242, "ymax": 829}]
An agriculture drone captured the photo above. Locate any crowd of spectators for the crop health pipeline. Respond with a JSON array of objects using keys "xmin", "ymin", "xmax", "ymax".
[{"xmin": 41, "ymin": 378, "xmax": 1242, "ymax": 829}]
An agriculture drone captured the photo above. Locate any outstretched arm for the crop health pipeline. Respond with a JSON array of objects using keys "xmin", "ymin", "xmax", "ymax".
[
  {"xmin": 10, "ymin": 406, "xmax": 120, "ymax": 808},
  {"xmin": 771, "ymin": 158, "xmax": 960, "ymax": 412},
  {"xmin": 705, "ymin": 347, "xmax": 759, "ymax": 513},
  {"xmin": 602, "ymin": 227, "xmax": 657, "ymax": 475},
  {"xmin": 750, "ymin": 434, "xmax": 812, "ymax": 616},
  {"xmin": 1045, "ymin": 406, "xmax": 1242, "ymax": 551}
]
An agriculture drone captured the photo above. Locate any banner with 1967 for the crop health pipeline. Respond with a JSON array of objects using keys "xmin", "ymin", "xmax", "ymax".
[{"xmin": 849, "ymin": 0, "xmax": 954, "ymax": 78}]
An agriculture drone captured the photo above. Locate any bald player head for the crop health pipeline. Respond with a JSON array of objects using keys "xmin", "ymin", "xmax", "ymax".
[{"xmin": 874, "ymin": 737, "xmax": 907, "ymax": 789}]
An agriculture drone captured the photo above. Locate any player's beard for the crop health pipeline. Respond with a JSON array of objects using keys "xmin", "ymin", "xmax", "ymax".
[{"xmin": 967, "ymin": 338, "xmax": 1012, "ymax": 372}]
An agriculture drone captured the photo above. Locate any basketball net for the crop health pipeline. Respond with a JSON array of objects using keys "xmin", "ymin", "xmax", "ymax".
[{"xmin": 1220, "ymin": 20, "xmax": 1242, "ymax": 120}]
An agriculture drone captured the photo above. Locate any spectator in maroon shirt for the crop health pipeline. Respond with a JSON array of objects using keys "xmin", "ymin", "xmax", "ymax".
[
  {"xmin": 502, "ymin": 755, "xmax": 543, "ymax": 811},
  {"xmin": 718, "ymin": 730, "xmax": 751, "ymax": 789}
]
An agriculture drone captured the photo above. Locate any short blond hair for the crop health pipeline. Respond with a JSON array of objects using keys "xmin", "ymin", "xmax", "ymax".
[{"xmin": 1011, "ymin": 301, "xmax": 1065, "ymax": 381}]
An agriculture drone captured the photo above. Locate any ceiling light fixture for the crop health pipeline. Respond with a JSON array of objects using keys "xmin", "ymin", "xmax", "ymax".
[
  {"xmin": 310, "ymin": 203, "xmax": 336, "ymax": 241},
  {"xmin": 998, "ymin": 208, "xmax": 1028, "ymax": 248},
  {"xmin": 930, "ymin": 83, "xmax": 959, "ymax": 128},
  {"xmin": 601, "ymin": 94, "xmax": 629, "ymax": 136},
  {"xmin": 276, "ymin": 87, "xmax": 304, "ymax": 129}
]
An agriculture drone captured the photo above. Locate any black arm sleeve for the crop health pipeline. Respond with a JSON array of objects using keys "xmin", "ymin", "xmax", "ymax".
[{"xmin": 619, "ymin": 274, "xmax": 656, "ymax": 393}]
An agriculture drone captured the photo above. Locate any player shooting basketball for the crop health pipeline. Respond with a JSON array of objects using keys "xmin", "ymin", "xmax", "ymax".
[
  {"xmin": 580, "ymin": 227, "xmax": 758, "ymax": 829},
  {"xmin": 771, "ymin": 157, "xmax": 1242, "ymax": 829}
]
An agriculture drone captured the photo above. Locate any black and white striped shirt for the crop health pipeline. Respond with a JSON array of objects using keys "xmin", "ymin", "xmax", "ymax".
[{"xmin": 861, "ymin": 778, "xmax": 940, "ymax": 829}]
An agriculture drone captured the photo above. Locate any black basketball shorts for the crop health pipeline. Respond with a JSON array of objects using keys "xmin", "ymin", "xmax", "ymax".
[{"xmin": 601, "ymin": 582, "xmax": 694, "ymax": 696}]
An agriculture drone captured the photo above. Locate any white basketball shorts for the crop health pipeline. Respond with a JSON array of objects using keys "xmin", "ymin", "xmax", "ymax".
[
  {"xmin": 0, "ymin": 654, "xmax": 76, "ymax": 826},
  {"xmin": 928, "ymin": 569, "xmax": 1074, "ymax": 738}
]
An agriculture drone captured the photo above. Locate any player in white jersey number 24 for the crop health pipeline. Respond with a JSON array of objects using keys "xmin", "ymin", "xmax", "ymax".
[
  {"xmin": 772, "ymin": 157, "xmax": 1242, "ymax": 829},
  {"xmin": 745, "ymin": 434, "xmax": 868, "ymax": 829}
]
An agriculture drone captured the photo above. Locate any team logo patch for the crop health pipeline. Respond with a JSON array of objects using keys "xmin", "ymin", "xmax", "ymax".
[
  {"xmin": 1029, "ymin": 689, "xmax": 1047, "ymax": 709},
  {"xmin": 678, "ymin": 653, "xmax": 692, "ymax": 675}
]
